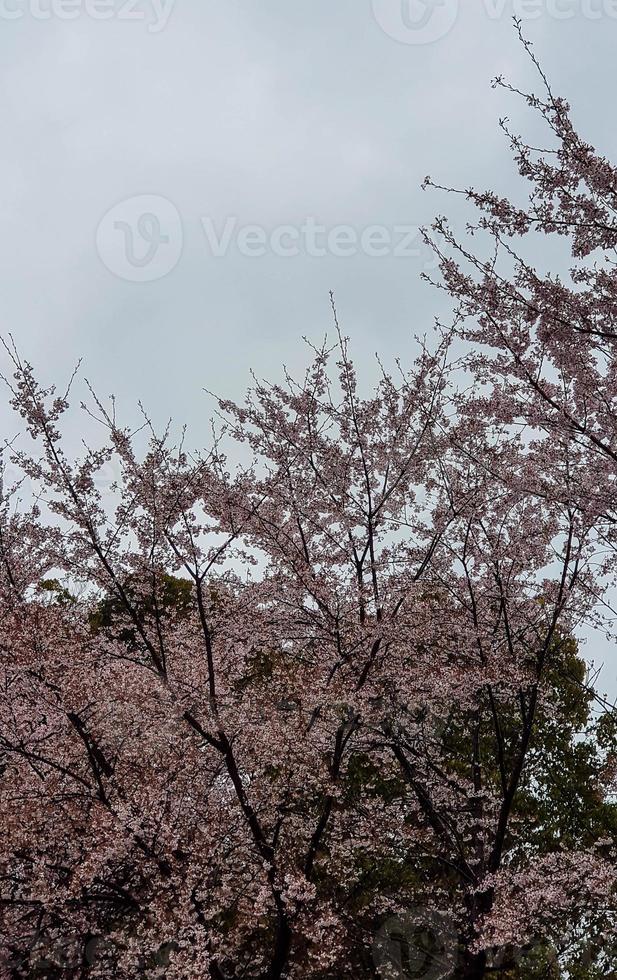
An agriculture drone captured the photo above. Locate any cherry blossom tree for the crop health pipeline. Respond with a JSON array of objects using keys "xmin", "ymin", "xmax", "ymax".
[
  {"xmin": 0, "ymin": 294, "xmax": 614, "ymax": 980},
  {"xmin": 1, "ymin": 27, "xmax": 617, "ymax": 975},
  {"xmin": 420, "ymin": 21, "xmax": 617, "ymax": 976},
  {"xmin": 424, "ymin": 22, "xmax": 617, "ymax": 593}
]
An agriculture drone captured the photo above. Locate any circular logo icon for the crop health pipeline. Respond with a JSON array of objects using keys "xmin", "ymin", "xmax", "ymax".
[
  {"xmin": 372, "ymin": 0, "xmax": 459, "ymax": 45},
  {"xmin": 96, "ymin": 194, "xmax": 183, "ymax": 282},
  {"xmin": 373, "ymin": 909, "xmax": 458, "ymax": 979}
]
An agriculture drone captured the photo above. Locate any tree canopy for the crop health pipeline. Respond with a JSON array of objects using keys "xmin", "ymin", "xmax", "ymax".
[{"xmin": 2, "ymin": 31, "xmax": 617, "ymax": 980}]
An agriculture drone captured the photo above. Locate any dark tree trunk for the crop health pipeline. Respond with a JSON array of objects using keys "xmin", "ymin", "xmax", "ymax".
[
  {"xmin": 454, "ymin": 948, "xmax": 487, "ymax": 979},
  {"xmin": 267, "ymin": 911, "xmax": 292, "ymax": 980}
]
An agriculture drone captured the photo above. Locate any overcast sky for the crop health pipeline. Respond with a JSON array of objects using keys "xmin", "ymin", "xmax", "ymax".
[{"xmin": 2, "ymin": 0, "xmax": 617, "ymax": 695}]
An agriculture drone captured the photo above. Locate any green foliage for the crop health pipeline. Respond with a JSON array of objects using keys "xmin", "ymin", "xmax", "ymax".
[
  {"xmin": 38, "ymin": 578, "xmax": 75, "ymax": 606},
  {"xmin": 334, "ymin": 634, "xmax": 617, "ymax": 978},
  {"xmin": 89, "ymin": 573, "xmax": 193, "ymax": 647}
]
